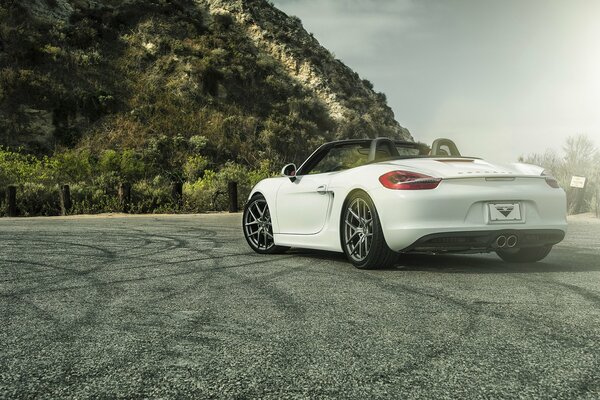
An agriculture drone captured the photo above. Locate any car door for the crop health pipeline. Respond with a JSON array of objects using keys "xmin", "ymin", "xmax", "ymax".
[
  {"xmin": 276, "ymin": 141, "xmax": 372, "ymax": 235},
  {"xmin": 275, "ymin": 173, "xmax": 333, "ymax": 235}
]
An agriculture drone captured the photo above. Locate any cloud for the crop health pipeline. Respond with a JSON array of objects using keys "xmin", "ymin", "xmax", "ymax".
[{"xmin": 272, "ymin": 0, "xmax": 600, "ymax": 161}]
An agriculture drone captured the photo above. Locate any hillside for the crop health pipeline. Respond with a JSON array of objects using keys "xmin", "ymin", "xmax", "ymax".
[{"xmin": 0, "ymin": 0, "xmax": 411, "ymax": 166}]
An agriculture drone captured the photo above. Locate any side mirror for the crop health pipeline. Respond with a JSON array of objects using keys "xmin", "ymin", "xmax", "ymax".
[{"xmin": 281, "ymin": 163, "xmax": 297, "ymax": 182}]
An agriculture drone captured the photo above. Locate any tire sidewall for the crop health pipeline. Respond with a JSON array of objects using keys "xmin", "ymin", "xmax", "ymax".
[
  {"xmin": 341, "ymin": 191, "xmax": 390, "ymax": 269},
  {"xmin": 243, "ymin": 193, "xmax": 286, "ymax": 254}
]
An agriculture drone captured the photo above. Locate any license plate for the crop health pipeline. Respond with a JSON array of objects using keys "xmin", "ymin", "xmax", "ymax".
[{"xmin": 488, "ymin": 202, "xmax": 522, "ymax": 222}]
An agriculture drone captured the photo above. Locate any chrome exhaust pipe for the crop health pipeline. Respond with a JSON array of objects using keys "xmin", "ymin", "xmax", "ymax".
[
  {"xmin": 506, "ymin": 235, "xmax": 518, "ymax": 248},
  {"xmin": 495, "ymin": 235, "xmax": 507, "ymax": 248}
]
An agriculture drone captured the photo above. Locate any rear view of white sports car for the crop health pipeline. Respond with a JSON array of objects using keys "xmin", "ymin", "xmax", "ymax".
[{"xmin": 242, "ymin": 138, "xmax": 567, "ymax": 269}]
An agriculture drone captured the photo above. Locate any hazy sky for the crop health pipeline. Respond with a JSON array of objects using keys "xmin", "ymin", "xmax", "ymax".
[{"xmin": 272, "ymin": 0, "xmax": 600, "ymax": 163}]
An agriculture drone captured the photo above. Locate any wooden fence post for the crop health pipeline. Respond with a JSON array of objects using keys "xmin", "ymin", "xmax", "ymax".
[
  {"xmin": 59, "ymin": 184, "xmax": 72, "ymax": 216},
  {"xmin": 7, "ymin": 185, "xmax": 17, "ymax": 217},
  {"xmin": 172, "ymin": 182, "xmax": 183, "ymax": 208},
  {"xmin": 118, "ymin": 182, "xmax": 131, "ymax": 213},
  {"xmin": 228, "ymin": 181, "xmax": 238, "ymax": 213}
]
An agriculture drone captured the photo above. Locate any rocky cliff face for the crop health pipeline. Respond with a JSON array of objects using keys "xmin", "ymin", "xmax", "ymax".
[
  {"xmin": 200, "ymin": 0, "xmax": 410, "ymax": 138},
  {"xmin": 0, "ymin": 0, "xmax": 411, "ymax": 163}
]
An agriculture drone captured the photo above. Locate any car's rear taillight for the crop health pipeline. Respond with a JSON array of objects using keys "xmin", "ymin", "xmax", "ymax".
[
  {"xmin": 379, "ymin": 170, "xmax": 441, "ymax": 190},
  {"xmin": 545, "ymin": 177, "xmax": 560, "ymax": 188},
  {"xmin": 541, "ymin": 170, "xmax": 561, "ymax": 188}
]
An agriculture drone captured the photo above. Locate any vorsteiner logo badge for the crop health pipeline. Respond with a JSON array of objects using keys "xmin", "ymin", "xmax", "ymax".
[
  {"xmin": 496, "ymin": 205, "xmax": 514, "ymax": 217},
  {"xmin": 489, "ymin": 202, "xmax": 523, "ymax": 223}
]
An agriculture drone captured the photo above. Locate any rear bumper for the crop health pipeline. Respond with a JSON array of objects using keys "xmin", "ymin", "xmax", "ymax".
[
  {"xmin": 371, "ymin": 177, "xmax": 568, "ymax": 252},
  {"xmin": 403, "ymin": 229, "xmax": 565, "ymax": 253}
]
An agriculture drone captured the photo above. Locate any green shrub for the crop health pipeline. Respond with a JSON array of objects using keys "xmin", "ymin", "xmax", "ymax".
[
  {"xmin": 0, "ymin": 147, "xmax": 48, "ymax": 186},
  {"xmin": 184, "ymin": 160, "xmax": 275, "ymax": 212},
  {"xmin": 183, "ymin": 154, "xmax": 209, "ymax": 182},
  {"xmin": 51, "ymin": 149, "xmax": 93, "ymax": 184},
  {"xmin": 184, "ymin": 170, "xmax": 218, "ymax": 212},
  {"xmin": 70, "ymin": 183, "xmax": 120, "ymax": 215},
  {"xmin": 120, "ymin": 149, "xmax": 146, "ymax": 181},
  {"xmin": 15, "ymin": 183, "xmax": 60, "ymax": 217},
  {"xmin": 129, "ymin": 177, "xmax": 176, "ymax": 214}
]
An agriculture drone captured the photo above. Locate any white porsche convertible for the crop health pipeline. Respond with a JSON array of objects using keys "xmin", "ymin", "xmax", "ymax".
[{"xmin": 242, "ymin": 138, "xmax": 567, "ymax": 269}]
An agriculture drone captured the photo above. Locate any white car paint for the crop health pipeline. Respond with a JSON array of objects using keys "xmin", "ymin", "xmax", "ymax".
[{"xmin": 248, "ymin": 156, "xmax": 567, "ymax": 253}]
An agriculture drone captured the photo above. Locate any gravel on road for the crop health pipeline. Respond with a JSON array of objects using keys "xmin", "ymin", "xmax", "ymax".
[{"xmin": 1, "ymin": 214, "xmax": 599, "ymax": 399}]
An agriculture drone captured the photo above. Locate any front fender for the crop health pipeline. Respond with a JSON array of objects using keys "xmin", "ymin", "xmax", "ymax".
[{"xmin": 247, "ymin": 177, "xmax": 286, "ymax": 234}]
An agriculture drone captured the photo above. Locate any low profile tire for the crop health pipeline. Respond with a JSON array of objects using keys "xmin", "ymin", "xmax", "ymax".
[
  {"xmin": 243, "ymin": 194, "xmax": 288, "ymax": 254},
  {"xmin": 341, "ymin": 191, "xmax": 397, "ymax": 269},
  {"xmin": 496, "ymin": 245, "xmax": 553, "ymax": 263}
]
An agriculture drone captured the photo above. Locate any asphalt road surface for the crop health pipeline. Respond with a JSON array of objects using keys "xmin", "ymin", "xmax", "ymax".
[{"xmin": 1, "ymin": 214, "xmax": 599, "ymax": 399}]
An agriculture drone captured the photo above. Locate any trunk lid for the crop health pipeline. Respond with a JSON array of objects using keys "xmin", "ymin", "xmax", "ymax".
[{"xmin": 379, "ymin": 158, "xmax": 540, "ymax": 179}]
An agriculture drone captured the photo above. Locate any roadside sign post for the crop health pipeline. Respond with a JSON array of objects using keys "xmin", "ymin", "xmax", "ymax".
[
  {"xmin": 596, "ymin": 182, "xmax": 600, "ymax": 218},
  {"xmin": 570, "ymin": 176, "xmax": 587, "ymax": 215}
]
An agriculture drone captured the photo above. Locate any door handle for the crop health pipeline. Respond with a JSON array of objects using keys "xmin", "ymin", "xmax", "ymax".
[{"xmin": 316, "ymin": 185, "xmax": 328, "ymax": 194}]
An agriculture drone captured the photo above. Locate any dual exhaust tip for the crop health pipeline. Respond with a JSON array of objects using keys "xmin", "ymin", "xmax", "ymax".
[{"xmin": 495, "ymin": 235, "xmax": 518, "ymax": 249}]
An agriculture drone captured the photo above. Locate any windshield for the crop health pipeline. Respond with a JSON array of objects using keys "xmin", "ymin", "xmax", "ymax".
[
  {"xmin": 396, "ymin": 144, "xmax": 422, "ymax": 156},
  {"xmin": 301, "ymin": 141, "xmax": 425, "ymax": 175},
  {"xmin": 308, "ymin": 143, "xmax": 371, "ymax": 174}
]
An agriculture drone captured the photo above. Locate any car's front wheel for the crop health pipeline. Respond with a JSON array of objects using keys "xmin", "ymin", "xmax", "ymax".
[
  {"xmin": 341, "ymin": 191, "xmax": 397, "ymax": 269},
  {"xmin": 243, "ymin": 194, "xmax": 288, "ymax": 254},
  {"xmin": 496, "ymin": 245, "xmax": 553, "ymax": 263}
]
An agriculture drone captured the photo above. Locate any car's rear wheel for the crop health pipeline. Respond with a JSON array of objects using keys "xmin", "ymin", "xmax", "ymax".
[
  {"xmin": 341, "ymin": 191, "xmax": 397, "ymax": 269},
  {"xmin": 496, "ymin": 245, "xmax": 553, "ymax": 263},
  {"xmin": 243, "ymin": 194, "xmax": 288, "ymax": 254}
]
